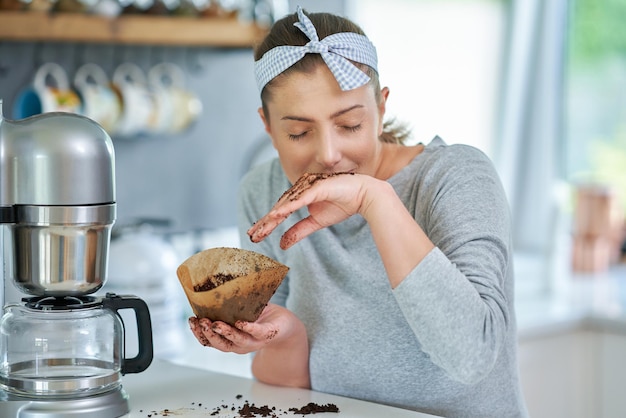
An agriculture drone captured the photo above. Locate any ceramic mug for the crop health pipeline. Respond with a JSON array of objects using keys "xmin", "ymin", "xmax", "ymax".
[
  {"xmin": 112, "ymin": 63, "xmax": 156, "ymax": 137},
  {"xmin": 13, "ymin": 62, "xmax": 82, "ymax": 119},
  {"xmin": 74, "ymin": 63, "xmax": 122, "ymax": 134},
  {"xmin": 148, "ymin": 62, "xmax": 202, "ymax": 135}
]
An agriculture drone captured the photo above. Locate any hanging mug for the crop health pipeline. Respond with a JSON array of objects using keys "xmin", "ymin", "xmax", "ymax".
[
  {"xmin": 13, "ymin": 62, "xmax": 82, "ymax": 119},
  {"xmin": 74, "ymin": 63, "xmax": 122, "ymax": 134},
  {"xmin": 148, "ymin": 62, "xmax": 202, "ymax": 135},
  {"xmin": 112, "ymin": 63, "xmax": 156, "ymax": 138}
]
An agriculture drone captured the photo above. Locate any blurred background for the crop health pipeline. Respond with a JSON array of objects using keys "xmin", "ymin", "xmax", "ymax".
[
  {"xmin": 350, "ymin": 0, "xmax": 626, "ymax": 294},
  {"xmin": 1, "ymin": 1, "xmax": 625, "ymax": 417}
]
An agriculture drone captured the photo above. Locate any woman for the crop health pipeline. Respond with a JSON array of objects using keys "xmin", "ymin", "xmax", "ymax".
[{"xmin": 189, "ymin": 7, "xmax": 528, "ymax": 417}]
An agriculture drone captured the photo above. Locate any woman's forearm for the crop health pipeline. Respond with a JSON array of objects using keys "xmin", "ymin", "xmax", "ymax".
[
  {"xmin": 251, "ymin": 312, "xmax": 310, "ymax": 388},
  {"xmin": 361, "ymin": 180, "xmax": 434, "ymax": 289}
]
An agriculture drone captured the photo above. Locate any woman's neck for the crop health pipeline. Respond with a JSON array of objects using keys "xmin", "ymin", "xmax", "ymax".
[{"xmin": 375, "ymin": 143, "xmax": 424, "ymax": 180}]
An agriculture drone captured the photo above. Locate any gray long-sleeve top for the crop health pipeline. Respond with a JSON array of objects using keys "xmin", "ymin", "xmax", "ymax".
[{"xmin": 237, "ymin": 137, "xmax": 528, "ymax": 418}]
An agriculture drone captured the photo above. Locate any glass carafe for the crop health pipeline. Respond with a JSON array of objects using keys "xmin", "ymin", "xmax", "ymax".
[{"xmin": 0, "ymin": 294, "xmax": 153, "ymax": 398}]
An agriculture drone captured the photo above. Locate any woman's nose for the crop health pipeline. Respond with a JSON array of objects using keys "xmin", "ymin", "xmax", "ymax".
[{"xmin": 315, "ymin": 133, "xmax": 342, "ymax": 169}]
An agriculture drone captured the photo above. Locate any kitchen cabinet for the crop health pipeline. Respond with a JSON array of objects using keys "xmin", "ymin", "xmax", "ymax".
[
  {"xmin": 597, "ymin": 332, "xmax": 626, "ymax": 417},
  {"xmin": 518, "ymin": 327, "xmax": 626, "ymax": 418},
  {"xmin": 518, "ymin": 329, "xmax": 596, "ymax": 418},
  {"xmin": 0, "ymin": 11, "xmax": 266, "ymax": 47}
]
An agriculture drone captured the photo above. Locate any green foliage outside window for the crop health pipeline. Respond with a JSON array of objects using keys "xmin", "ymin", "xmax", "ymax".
[
  {"xmin": 569, "ymin": 0, "xmax": 626, "ymax": 62},
  {"xmin": 567, "ymin": 0, "xmax": 626, "ymax": 216}
]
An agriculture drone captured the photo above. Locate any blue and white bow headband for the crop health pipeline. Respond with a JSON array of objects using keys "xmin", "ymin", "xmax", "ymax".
[{"xmin": 254, "ymin": 6, "xmax": 378, "ymax": 93}]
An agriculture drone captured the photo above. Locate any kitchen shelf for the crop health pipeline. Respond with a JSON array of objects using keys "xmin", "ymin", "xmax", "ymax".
[{"xmin": 0, "ymin": 11, "xmax": 267, "ymax": 47}]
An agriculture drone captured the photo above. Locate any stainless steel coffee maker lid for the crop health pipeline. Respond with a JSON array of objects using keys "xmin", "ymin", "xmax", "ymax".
[{"xmin": 0, "ymin": 110, "xmax": 115, "ymax": 207}]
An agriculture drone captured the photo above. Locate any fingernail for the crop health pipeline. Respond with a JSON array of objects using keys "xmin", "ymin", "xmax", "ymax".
[{"xmin": 280, "ymin": 234, "xmax": 295, "ymax": 250}]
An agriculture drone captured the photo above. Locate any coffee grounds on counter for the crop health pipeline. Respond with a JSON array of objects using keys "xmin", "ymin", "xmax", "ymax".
[
  {"xmin": 238, "ymin": 402, "xmax": 278, "ymax": 417},
  {"xmin": 142, "ymin": 395, "xmax": 339, "ymax": 417},
  {"xmin": 236, "ymin": 401, "xmax": 340, "ymax": 417},
  {"xmin": 289, "ymin": 403, "xmax": 340, "ymax": 415}
]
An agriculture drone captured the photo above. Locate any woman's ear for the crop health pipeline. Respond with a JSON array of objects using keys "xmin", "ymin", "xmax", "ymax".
[
  {"xmin": 378, "ymin": 87, "xmax": 390, "ymax": 135},
  {"xmin": 258, "ymin": 107, "xmax": 270, "ymax": 134},
  {"xmin": 379, "ymin": 87, "xmax": 390, "ymax": 113},
  {"xmin": 258, "ymin": 107, "xmax": 279, "ymax": 149}
]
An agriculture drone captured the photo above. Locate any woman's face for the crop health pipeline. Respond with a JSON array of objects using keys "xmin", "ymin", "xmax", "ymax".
[{"xmin": 259, "ymin": 64, "xmax": 389, "ymax": 184}]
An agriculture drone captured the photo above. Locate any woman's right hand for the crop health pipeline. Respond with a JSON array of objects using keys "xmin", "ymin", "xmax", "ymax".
[
  {"xmin": 247, "ymin": 172, "xmax": 371, "ymax": 249},
  {"xmin": 188, "ymin": 303, "xmax": 300, "ymax": 355}
]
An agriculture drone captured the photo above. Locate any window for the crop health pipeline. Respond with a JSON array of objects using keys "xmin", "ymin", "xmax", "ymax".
[
  {"xmin": 567, "ymin": 0, "xmax": 626, "ymax": 193},
  {"xmin": 566, "ymin": 0, "xmax": 626, "ymax": 235},
  {"xmin": 348, "ymin": 0, "xmax": 626, "ymax": 297},
  {"xmin": 347, "ymin": 0, "xmax": 507, "ymax": 156}
]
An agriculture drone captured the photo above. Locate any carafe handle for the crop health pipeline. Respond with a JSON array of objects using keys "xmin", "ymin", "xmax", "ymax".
[{"xmin": 103, "ymin": 293, "xmax": 154, "ymax": 375}]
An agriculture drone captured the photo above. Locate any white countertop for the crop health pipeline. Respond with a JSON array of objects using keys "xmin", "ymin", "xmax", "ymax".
[{"xmin": 122, "ymin": 359, "xmax": 439, "ymax": 418}]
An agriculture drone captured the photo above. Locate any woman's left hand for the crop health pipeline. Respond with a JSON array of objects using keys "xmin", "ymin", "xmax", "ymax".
[{"xmin": 247, "ymin": 172, "xmax": 372, "ymax": 249}]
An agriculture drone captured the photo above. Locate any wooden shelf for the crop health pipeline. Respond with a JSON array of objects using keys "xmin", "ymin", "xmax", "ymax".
[{"xmin": 0, "ymin": 11, "xmax": 267, "ymax": 47}]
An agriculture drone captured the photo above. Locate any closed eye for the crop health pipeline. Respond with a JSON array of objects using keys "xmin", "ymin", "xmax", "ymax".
[
  {"xmin": 343, "ymin": 124, "xmax": 362, "ymax": 133},
  {"xmin": 288, "ymin": 131, "xmax": 308, "ymax": 141}
]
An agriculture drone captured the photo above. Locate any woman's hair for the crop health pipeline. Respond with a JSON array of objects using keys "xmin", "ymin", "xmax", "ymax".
[{"xmin": 254, "ymin": 9, "xmax": 411, "ymax": 145}]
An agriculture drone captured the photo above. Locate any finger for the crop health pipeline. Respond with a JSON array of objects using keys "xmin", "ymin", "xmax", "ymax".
[
  {"xmin": 198, "ymin": 319, "xmax": 242, "ymax": 351},
  {"xmin": 279, "ymin": 216, "xmax": 323, "ymax": 249},
  {"xmin": 212, "ymin": 322, "xmax": 254, "ymax": 347},
  {"xmin": 235, "ymin": 320, "xmax": 279, "ymax": 343},
  {"xmin": 196, "ymin": 320, "xmax": 239, "ymax": 352},
  {"xmin": 247, "ymin": 209, "xmax": 292, "ymax": 243},
  {"xmin": 188, "ymin": 317, "xmax": 212, "ymax": 347},
  {"xmin": 278, "ymin": 172, "xmax": 344, "ymax": 203},
  {"xmin": 247, "ymin": 173, "xmax": 338, "ymax": 242},
  {"xmin": 210, "ymin": 322, "xmax": 260, "ymax": 354},
  {"xmin": 248, "ymin": 189, "xmax": 320, "ymax": 243}
]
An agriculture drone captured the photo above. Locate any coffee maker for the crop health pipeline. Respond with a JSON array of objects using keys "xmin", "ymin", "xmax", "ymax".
[{"xmin": 0, "ymin": 101, "xmax": 153, "ymax": 417}]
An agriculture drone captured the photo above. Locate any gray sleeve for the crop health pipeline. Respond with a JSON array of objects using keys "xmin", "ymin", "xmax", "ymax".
[{"xmin": 393, "ymin": 145, "xmax": 513, "ymax": 384}]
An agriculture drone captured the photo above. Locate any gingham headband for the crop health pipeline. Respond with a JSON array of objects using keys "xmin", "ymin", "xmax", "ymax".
[{"xmin": 254, "ymin": 6, "xmax": 378, "ymax": 93}]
